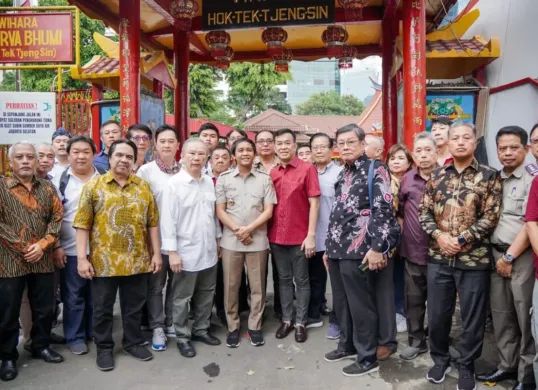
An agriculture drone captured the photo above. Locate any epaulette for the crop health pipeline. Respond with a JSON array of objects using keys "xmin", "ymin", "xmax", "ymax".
[
  {"xmin": 219, "ymin": 170, "xmax": 232, "ymax": 177},
  {"xmin": 526, "ymin": 163, "xmax": 538, "ymax": 176}
]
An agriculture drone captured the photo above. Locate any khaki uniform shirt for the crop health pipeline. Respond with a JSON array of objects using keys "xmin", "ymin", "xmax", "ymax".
[
  {"xmin": 491, "ymin": 163, "xmax": 537, "ymax": 246},
  {"xmin": 216, "ymin": 167, "xmax": 277, "ymax": 252}
]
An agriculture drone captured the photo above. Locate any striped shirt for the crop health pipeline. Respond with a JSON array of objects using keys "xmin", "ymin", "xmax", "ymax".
[{"xmin": 0, "ymin": 176, "xmax": 63, "ymax": 278}]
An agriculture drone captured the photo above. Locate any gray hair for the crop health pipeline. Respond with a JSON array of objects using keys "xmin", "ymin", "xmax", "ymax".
[
  {"xmin": 36, "ymin": 142, "xmax": 56, "ymax": 154},
  {"xmin": 449, "ymin": 121, "xmax": 477, "ymax": 138},
  {"xmin": 181, "ymin": 138, "xmax": 209, "ymax": 157},
  {"xmin": 8, "ymin": 141, "xmax": 36, "ymax": 159},
  {"xmin": 413, "ymin": 132, "xmax": 437, "ymax": 149},
  {"xmin": 366, "ymin": 134, "xmax": 385, "ymax": 148}
]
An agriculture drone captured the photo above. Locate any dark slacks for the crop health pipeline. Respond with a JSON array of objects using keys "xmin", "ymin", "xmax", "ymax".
[
  {"xmin": 329, "ymin": 258, "xmax": 377, "ymax": 364},
  {"xmin": 0, "ymin": 272, "xmax": 55, "ymax": 361},
  {"xmin": 372, "ymin": 258, "xmax": 397, "ymax": 350},
  {"xmin": 147, "ymin": 254, "xmax": 174, "ymax": 329},
  {"xmin": 403, "ymin": 259, "xmax": 428, "ymax": 348},
  {"xmin": 428, "ymin": 263, "xmax": 490, "ymax": 370},
  {"xmin": 264, "ymin": 253, "xmax": 282, "ymax": 316},
  {"xmin": 92, "ymin": 273, "xmax": 149, "ymax": 351},
  {"xmin": 61, "ymin": 256, "xmax": 93, "ymax": 347},
  {"xmin": 394, "ymin": 255, "xmax": 406, "ymax": 316},
  {"xmin": 308, "ymin": 251, "xmax": 328, "ymax": 320}
]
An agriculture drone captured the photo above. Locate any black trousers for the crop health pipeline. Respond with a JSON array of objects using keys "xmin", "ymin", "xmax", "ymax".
[
  {"xmin": 264, "ymin": 253, "xmax": 282, "ymax": 315},
  {"xmin": 329, "ymin": 258, "xmax": 377, "ymax": 364},
  {"xmin": 404, "ymin": 259, "xmax": 428, "ymax": 348},
  {"xmin": 373, "ymin": 258, "xmax": 397, "ymax": 350},
  {"xmin": 308, "ymin": 251, "xmax": 328, "ymax": 320},
  {"xmin": 92, "ymin": 273, "xmax": 149, "ymax": 351},
  {"xmin": 0, "ymin": 273, "xmax": 55, "ymax": 361},
  {"xmin": 215, "ymin": 258, "xmax": 249, "ymax": 315},
  {"xmin": 428, "ymin": 263, "xmax": 490, "ymax": 370}
]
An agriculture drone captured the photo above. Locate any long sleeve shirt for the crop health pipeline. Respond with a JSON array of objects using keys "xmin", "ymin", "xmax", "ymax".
[
  {"xmin": 325, "ymin": 155, "xmax": 400, "ymax": 260},
  {"xmin": 419, "ymin": 159, "xmax": 502, "ymax": 270},
  {"xmin": 160, "ymin": 169, "xmax": 222, "ymax": 272},
  {"xmin": 0, "ymin": 176, "xmax": 63, "ymax": 277}
]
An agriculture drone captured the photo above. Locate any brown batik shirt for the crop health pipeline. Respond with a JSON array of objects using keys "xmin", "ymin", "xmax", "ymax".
[
  {"xmin": 0, "ymin": 176, "xmax": 63, "ymax": 278},
  {"xmin": 419, "ymin": 159, "xmax": 502, "ymax": 270}
]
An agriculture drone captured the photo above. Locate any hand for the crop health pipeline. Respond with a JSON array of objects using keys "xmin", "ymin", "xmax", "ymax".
[
  {"xmin": 170, "ymin": 252, "xmax": 183, "ymax": 273},
  {"xmin": 151, "ymin": 253, "xmax": 163, "ymax": 274},
  {"xmin": 24, "ymin": 243, "xmax": 44, "ymax": 263},
  {"xmin": 301, "ymin": 234, "xmax": 316, "ymax": 259},
  {"xmin": 437, "ymin": 233, "xmax": 461, "ymax": 256},
  {"xmin": 234, "ymin": 226, "xmax": 252, "ymax": 242},
  {"xmin": 362, "ymin": 249, "xmax": 387, "ymax": 271},
  {"xmin": 53, "ymin": 247, "xmax": 67, "ymax": 269},
  {"xmin": 78, "ymin": 258, "xmax": 95, "ymax": 280},
  {"xmin": 323, "ymin": 253, "xmax": 329, "ymax": 272},
  {"xmin": 241, "ymin": 235, "xmax": 253, "ymax": 245},
  {"xmin": 217, "ymin": 238, "xmax": 222, "ymax": 258},
  {"xmin": 496, "ymin": 257, "xmax": 513, "ymax": 278}
]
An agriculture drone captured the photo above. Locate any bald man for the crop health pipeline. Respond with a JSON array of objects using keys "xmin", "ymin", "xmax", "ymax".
[{"xmin": 365, "ymin": 135, "xmax": 384, "ymax": 160}]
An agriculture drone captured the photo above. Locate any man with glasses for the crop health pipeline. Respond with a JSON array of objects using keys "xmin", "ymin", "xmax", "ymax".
[
  {"xmin": 126, "ymin": 124, "xmax": 153, "ymax": 173},
  {"xmin": 476, "ymin": 126, "xmax": 536, "ymax": 390},
  {"xmin": 94, "ymin": 120, "xmax": 121, "ymax": 172},
  {"xmin": 528, "ymin": 124, "xmax": 538, "ymax": 165}
]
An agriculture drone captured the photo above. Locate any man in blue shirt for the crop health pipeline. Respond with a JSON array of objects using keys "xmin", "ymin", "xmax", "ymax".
[{"xmin": 93, "ymin": 120, "xmax": 121, "ymax": 172}]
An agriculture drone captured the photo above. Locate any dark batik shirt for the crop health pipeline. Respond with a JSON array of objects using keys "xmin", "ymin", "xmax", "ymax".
[
  {"xmin": 419, "ymin": 159, "xmax": 502, "ymax": 270},
  {"xmin": 325, "ymin": 154, "xmax": 400, "ymax": 260},
  {"xmin": 0, "ymin": 176, "xmax": 63, "ymax": 277}
]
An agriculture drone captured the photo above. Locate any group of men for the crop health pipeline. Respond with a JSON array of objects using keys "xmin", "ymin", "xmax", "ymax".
[{"xmin": 3, "ymin": 118, "xmax": 538, "ymax": 390}]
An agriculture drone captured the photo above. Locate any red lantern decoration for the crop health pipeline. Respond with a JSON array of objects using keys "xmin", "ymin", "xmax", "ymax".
[
  {"xmin": 339, "ymin": 0, "xmax": 372, "ymax": 20},
  {"xmin": 170, "ymin": 0, "xmax": 199, "ymax": 30},
  {"xmin": 322, "ymin": 26, "xmax": 349, "ymax": 58},
  {"xmin": 271, "ymin": 48, "xmax": 293, "ymax": 72},
  {"xmin": 262, "ymin": 27, "xmax": 288, "ymax": 56},
  {"xmin": 205, "ymin": 31, "xmax": 231, "ymax": 58},
  {"xmin": 338, "ymin": 45, "xmax": 357, "ymax": 69},
  {"xmin": 215, "ymin": 46, "xmax": 234, "ymax": 70}
]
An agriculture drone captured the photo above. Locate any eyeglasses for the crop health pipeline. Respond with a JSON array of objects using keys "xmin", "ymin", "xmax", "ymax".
[
  {"xmin": 132, "ymin": 135, "xmax": 150, "ymax": 143},
  {"xmin": 256, "ymin": 139, "xmax": 274, "ymax": 145},
  {"xmin": 336, "ymin": 139, "xmax": 359, "ymax": 148},
  {"xmin": 312, "ymin": 145, "xmax": 330, "ymax": 152}
]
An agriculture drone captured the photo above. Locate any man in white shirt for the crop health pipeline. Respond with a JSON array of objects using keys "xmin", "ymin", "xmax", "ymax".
[
  {"xmin": 51, "ymin": 136, "xmax": 100, "ymax": 356},
  {"xmin": 161, "ymin": 138, "xmax": 222, "ymax": 358},
  {"xmin": 137, "ymin": 125, "xmax": 181, "ymax": 352}
]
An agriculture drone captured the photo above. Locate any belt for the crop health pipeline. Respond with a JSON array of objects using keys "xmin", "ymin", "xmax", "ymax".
[{"xmin": 492, "ymin": 243, "xmax": 509, "ymax": 253}]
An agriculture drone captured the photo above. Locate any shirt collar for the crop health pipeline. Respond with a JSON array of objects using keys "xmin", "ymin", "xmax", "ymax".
[
  {"xmin": 345, "ymin": 154, "xmax": 368, "ymax": 171},
  {"xmin": 98, "ymin": 150, "xmax": 107, "ymax": 157},
  {"xmin": 278, "ymin": 156, "xmax": 299, "ymax": 170},
  {"xmin": 501, "ymin": 162, "xmax": 526, "ymax": 179},
  {"xmin": 316, "ymin": 161, "xmax": 334, "ymax": 175},
  {"xmin": 103, "ymin": 171, "xmax": 139, "ymax": 186},
  {"xmin": 6, "ymin": 175, "xmax": 39, "ymax": 189},
  {"xmin": 446, "ymin": 158, "xmax": 479, "ymax": 172}
]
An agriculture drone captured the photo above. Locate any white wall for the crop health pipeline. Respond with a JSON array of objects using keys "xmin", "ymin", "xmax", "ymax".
[{"xmin": 465, "ymin": 0, "xmax": 538, "ymax": 168}]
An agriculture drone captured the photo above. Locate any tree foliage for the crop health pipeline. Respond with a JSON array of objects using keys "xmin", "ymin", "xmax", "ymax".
[{"xmin": 296, "ymin": 91, "xmax": 365, "ymax": 116}]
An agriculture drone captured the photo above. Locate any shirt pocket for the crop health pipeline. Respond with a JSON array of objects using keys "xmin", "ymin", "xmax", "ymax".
[
  {"xmin": 250, "ymin": 191, "xmax": 264, "ymax": 212},
  {"xmin": 505, "ymin": 192, "xmax": 525, "ymax": 216}
]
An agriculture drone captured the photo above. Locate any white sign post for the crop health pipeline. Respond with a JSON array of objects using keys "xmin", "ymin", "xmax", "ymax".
[{"xmin": 0, "ymin": 92, "xmax": 56, "ymax": 145}]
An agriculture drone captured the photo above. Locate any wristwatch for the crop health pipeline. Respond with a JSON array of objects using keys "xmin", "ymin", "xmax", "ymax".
[
  {"xmin": 457, "ymin": 235, "xmax": 467, "ymax": 246},
  {"xmin": 503, "ymin": 252, "xmax": 516, "ymax": 264}
]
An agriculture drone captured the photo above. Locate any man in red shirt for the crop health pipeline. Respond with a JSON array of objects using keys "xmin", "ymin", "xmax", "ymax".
[{"xmin": 269, "ymin": 128, "xmax": 320, "ymax": 343}]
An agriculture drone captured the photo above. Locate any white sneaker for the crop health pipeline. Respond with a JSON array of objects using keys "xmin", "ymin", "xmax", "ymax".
[
  {"xmin": 396, "ymin": 314, "xmax": 407, "ymax": 333},
  {"xmin": 152, "ymin": 328, "xmax": 167, "ymax": 351}
]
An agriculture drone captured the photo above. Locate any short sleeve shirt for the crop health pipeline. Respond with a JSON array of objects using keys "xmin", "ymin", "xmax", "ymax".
[
  {"xmin": 73, "ymin": 172, "xmax": 159, "ymax": 277},
  {"xmin": 269, "ymin": 157, "xmax": 321, "ymax": 245},
  {"xmin": 523, "ymin": 175, "xmax": 538, "ymax": 279},
  {"xmin": 216, "ymin": 168, "xmax": 277, "ymax": 252}
]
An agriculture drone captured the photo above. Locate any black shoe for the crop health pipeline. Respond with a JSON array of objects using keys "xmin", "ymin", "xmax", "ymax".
[
  {"xmin": 96, "ymin": 350, "xmax": 114, "ymax": 371},
  {"xmin": 512, "ymin": 383, "xmax": 537, "ymax": 390},
  {"xmin": 273, "ymin": 311, "xmax": 282, "ymax": 321},
  {"xmin": 321, "ymin": 303, "xmax": 331, "ymax": 316},
  {"xmin": 50, "ymin": 332, "xmax": 66, "ymax": 344},
  {"xmin": 248, "ymin": 329, "xmax": 265, "ymax": 347},
  {"xmin": 342, "ymin": 360, "xmax": 379, "ymax": 377},
  {"xmin": 32, "ymin": 348, "xmax": 64, "ymax": 363},
  {"xmin": 226, "ymin": 330, "xmax": 241, "ymax": 348},
  {"xmin": 275, "ymin": 322, "xmax": 294, "ymax": 339},
  {"xmin": 476, "ymin": 369, "xmax": 517, "ymax": 383},
  {"xmin": 0, "ymin": 361, "xmax": 17, "ymax": 381},
  {"xmin": 191, "ymin": 333, "xmax": 221, "ymax": 346},
  {"xmin": 458, "ymin": 367, "xmax": 476, "ymax": 390},
  {"xmin": 324, "ymin": 349, "xmax": 357, "ymax": 363},
  {"xmin": 295, "ymin": 324, "xmax": 307, "ymax": 343},
  {"xmin": 177, "ymin": 341, "xmax": 196, "ymax": 358},
  {"xmin": 426, "ymin": 364, "xmax": 451, "ymax": 384},
  {"xmin": 123, "ymin": 345, "xmax": 153, "ymax": 361}
]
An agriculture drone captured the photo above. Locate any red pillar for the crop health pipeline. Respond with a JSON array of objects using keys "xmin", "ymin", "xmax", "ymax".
[
  {"xmin": 174, "ymin": 28, "xmax": 190, "ymax": 146},
  {"xmin": 91, "ymin": 83, "xmax": 103, "ymax": 152},
  {"xmin": 119, "ymin": 0, "xmax": 140, "ymax": 135},
  {"xmin": 382, "ymin": 17, "xmax": 398, "ymax": 153},
  {"xmin": 402, "ymin": 0, "xmax": 427, "ymax": 149},
  {"xmin": 153, "ymin": 79, "xmax": 163, "ymax": 99}
]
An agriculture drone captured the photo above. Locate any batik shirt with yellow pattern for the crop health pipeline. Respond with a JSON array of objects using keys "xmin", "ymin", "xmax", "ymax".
[{"xmin": 73, "ymin": 172, "xmax": 159, "ymax": 277}]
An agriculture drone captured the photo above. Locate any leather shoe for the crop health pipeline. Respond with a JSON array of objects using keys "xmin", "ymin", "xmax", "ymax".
[
  {"xmin": 32, "ymin": 348, "xmax": 64, "ymax": 363},
  {"xmin": 0, "ymin": 361, "xmax": 17, "ymax": 381},
  {"xmin": 512, "ymin": 382, "xmax": 536, "ymax": 390},
  {"xmin": 191, "ymin": 333, "xmax": 221, "ymax": 346},
  {"xmin": 177, "ymin": 341, "xmax": 196, "ymax": 358},
  {"xmin": 275, "ymin": 322, "xmax": 294, "ymax": 339},
  {"xmin": 295, "ymin": 325, "xmax": 307, "ymax": 343},
  {"xmin": 50, "ymin": 332, "xmax": 66, "ymax": 344},
  {"xmin": 476, "ymin": 369, "xmax": 517, "ymax": 383}
]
